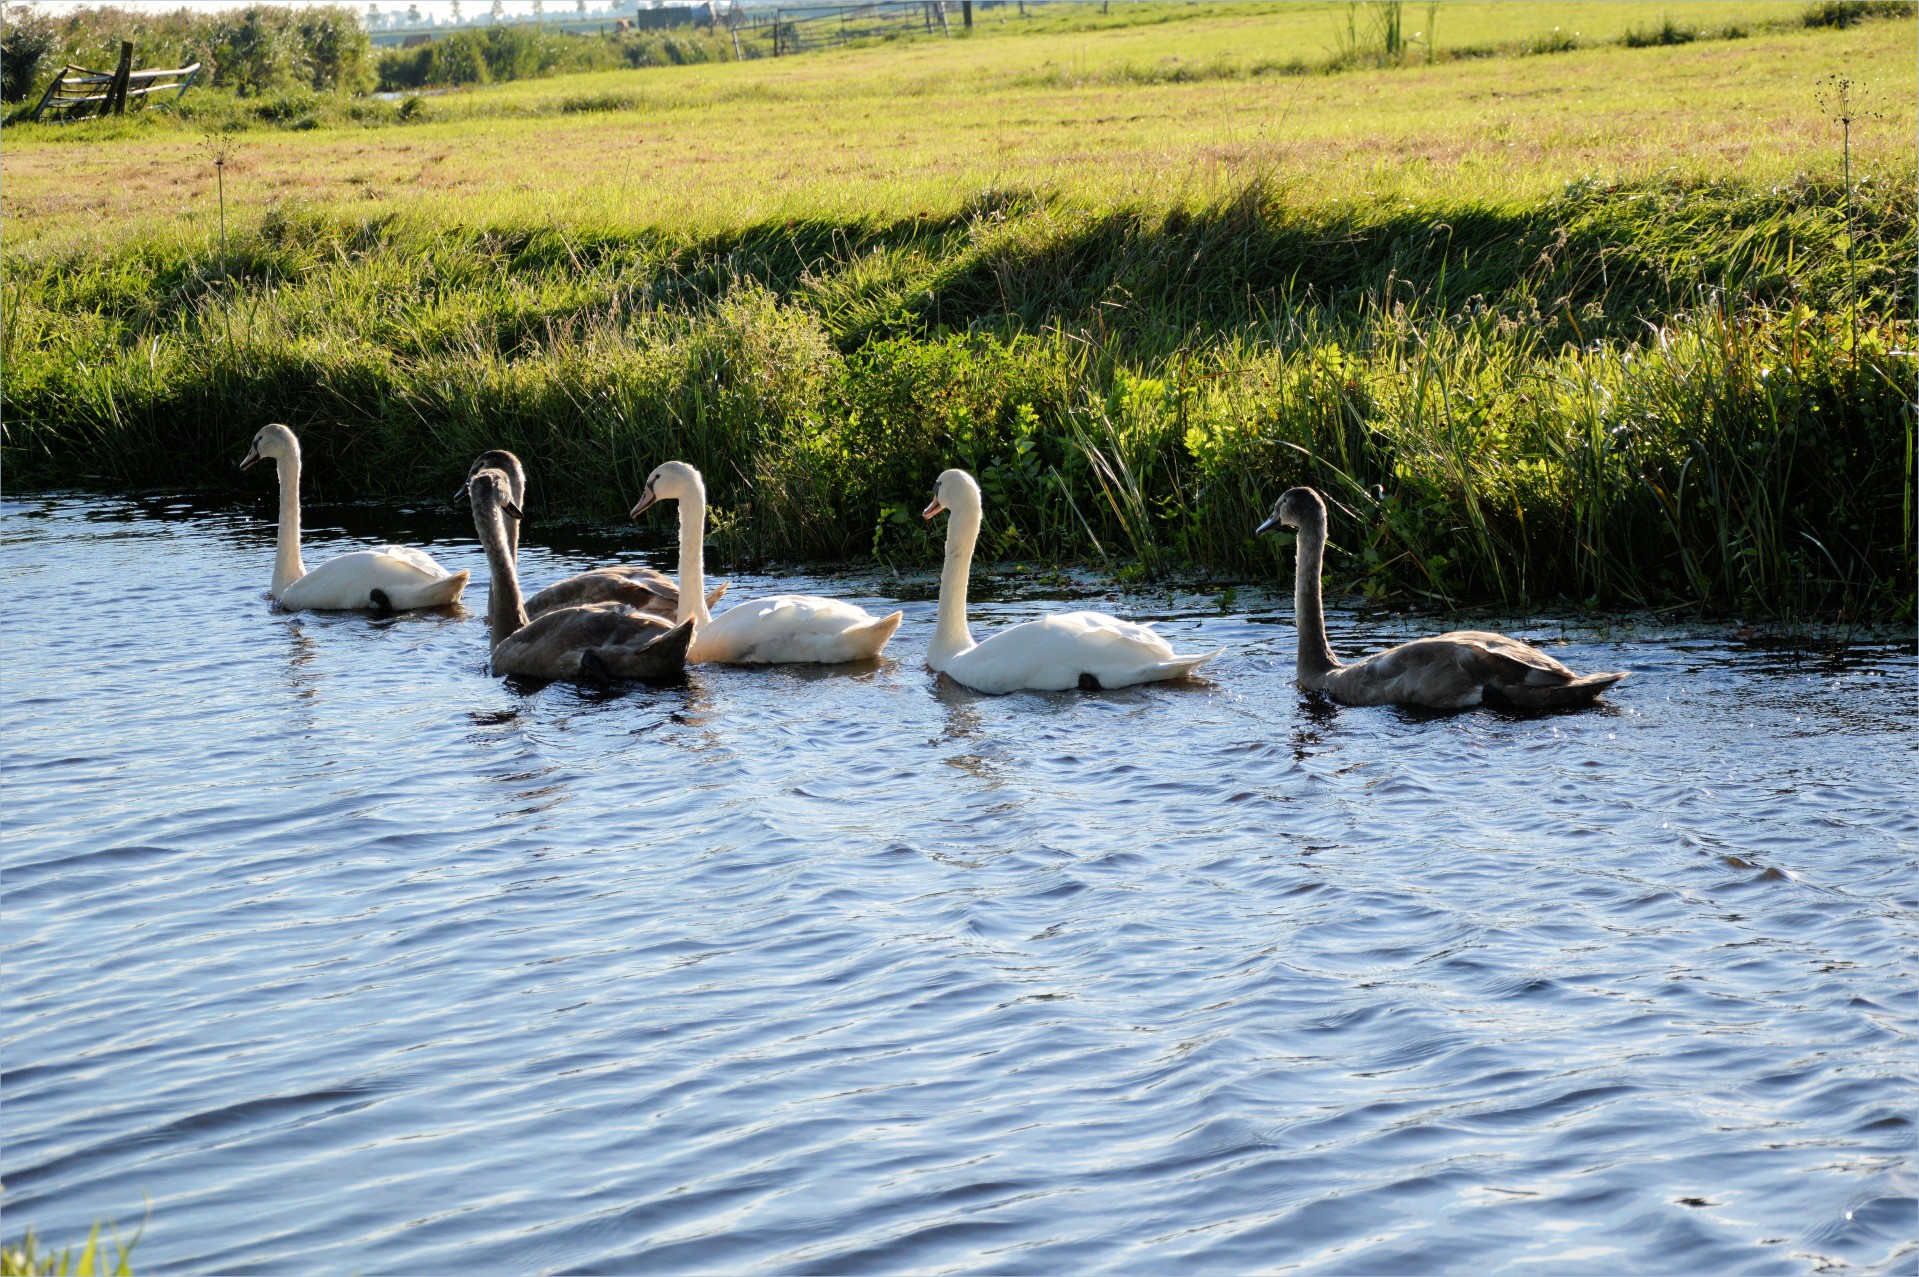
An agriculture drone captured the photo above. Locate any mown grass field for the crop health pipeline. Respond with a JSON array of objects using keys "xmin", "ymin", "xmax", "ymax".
[
  {"xmin": 6, "ymin": 2, "xmax": 1910, "ymax": 242},
  {"xmin": 4, "ymin": 2, "xmax": 1914, "ymax": 617}
]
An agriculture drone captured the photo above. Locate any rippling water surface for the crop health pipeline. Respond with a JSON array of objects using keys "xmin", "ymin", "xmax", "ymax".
[{"xmin": 4, "ymin": 494, "xmax": 1914, "ymax": 1274}]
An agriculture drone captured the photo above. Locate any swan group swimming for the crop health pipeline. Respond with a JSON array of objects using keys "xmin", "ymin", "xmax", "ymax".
[{"xmin": 241, "ymin": 423, "xmax": 1626, "ymax": 709}]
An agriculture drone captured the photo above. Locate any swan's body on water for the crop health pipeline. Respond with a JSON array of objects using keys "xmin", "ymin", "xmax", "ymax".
[
  {"xmin": 461, "ymin": 450, "xmax": 726, "ymax": 621},
  {"xmin": 1259, "ymin": 486, "xmax": 1628, "ymax": 710},
  {"xmin": 466, "ymin": 466, "xmax": 691, "ymax": 682},
  {"xmin": 630, "ymin": 461, "xmax": 902, "ymax": 665},
  {"xmin": 243, "ymin": 423, "xmax": 467, "ymax": 612},
  {"xmin": 922, "ymin": 469, "xmax": 1218, "ymax": 694}
]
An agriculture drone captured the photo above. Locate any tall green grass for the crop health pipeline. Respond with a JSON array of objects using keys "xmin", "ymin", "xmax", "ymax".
[
  {"xmin": 0, "ymin": 1222, "xmax": 137, "ymax": 1277},
  {"xmin": 4, "ymin": 173, "xmax": 1912, "ymax": 617}
]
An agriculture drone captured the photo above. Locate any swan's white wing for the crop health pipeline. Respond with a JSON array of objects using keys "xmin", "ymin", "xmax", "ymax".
[
  {"xmin": 692, "ymin": 594, "xmax": 898, "ymax": 664},
  {"xmin": 945, "ymin": 611, "xmax": 1212, "ymax": 693},
  {"xmin": 371, "ymin": 544, "xmax": 453, "ymax": 579},
  {"xmin": 278, "ymin": 548, "xmax": 463, "ymax": 610}
]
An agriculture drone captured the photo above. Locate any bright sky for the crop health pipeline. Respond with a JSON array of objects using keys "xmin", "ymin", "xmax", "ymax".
[{"xmin": 16, "ymin": 1, "xmax": 659, "ymax": 15}]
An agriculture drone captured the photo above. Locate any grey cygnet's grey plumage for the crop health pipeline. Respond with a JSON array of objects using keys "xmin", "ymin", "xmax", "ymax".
[
  {"xmin": 1258, "ymin": 486, "xmax": 1627, "ymax": 710},
  {"xmin": 462, "ymin": 449, "xmax": 726, "ymax": 620},
  {"xmin": 467, "ymin": 466, "xmax": 691, "ymax": 682}
]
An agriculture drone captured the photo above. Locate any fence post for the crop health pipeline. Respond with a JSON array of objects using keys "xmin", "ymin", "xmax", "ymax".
[
  {"xmin": 104, "ymin": 41, "xmax": 134, "ymax": 116},
  {"xmin": 30, "ymin": 65, "xmax": 71, "ymax": 122},
  {"xmin": 962, "ymin": 0, "xmax": 972, "ymax": 29}
]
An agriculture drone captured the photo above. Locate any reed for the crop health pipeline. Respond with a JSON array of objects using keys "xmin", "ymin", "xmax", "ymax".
[{"xmin": 0, "ymin": 1223, "xmax": 137, "ymax": 1277}]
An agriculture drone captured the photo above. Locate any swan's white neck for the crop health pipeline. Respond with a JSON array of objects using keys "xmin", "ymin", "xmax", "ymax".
[
  {"xmin": 1294, "ymin": 518, "xmax": 1341, "ymax": 685},
  {"xmin": 270, "ymin": 450, "xmax": 307, "ymax": 598},
  {"xmin": 674, "ymin": 482, "xmax": 713, "ymax": 629},
  {"xmin": 929, "ymin": 496, "xmax": 980, "ymax": 670}
]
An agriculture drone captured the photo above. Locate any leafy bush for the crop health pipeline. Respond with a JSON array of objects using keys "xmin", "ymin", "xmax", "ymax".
[
  {"xmin": 4, "ymin": 4, "xmax": 372, "ymax": 103},
  {"xmin": 0, "ymin": 3, "xmax": 60, "ymax": 102},
  {"xmin": 1802, "ymin": 0, "xmax": 1912, "ymax": 28},
  {"xmin": 1623, "ymin": 17, "xmax": 1698, "ymax": 47},
  {"xmin": 376, "ymin": 25, "xmax": 732, "ymax": 92}
]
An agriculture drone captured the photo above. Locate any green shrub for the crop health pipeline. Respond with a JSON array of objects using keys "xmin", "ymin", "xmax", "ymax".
[
  {"xmin": 1802, "ymin": 0, "xmax": 1911, "ymax": 28},
  {"xmin": 375, "ymin": 24, "xmax": 732, "ymax": 92},
  {"xmin": 4, "ymin": 3, "xmax": 372, "ymax": 103},
  {"xmin": 0, "ymin": 3, "xmax": 60, "ymax": 102},
  {"xmin": 1623, "ymin": 17, "xmax": 1699, "ymax": 47}
]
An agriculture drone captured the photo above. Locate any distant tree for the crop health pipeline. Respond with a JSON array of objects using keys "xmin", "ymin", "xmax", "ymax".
[
  {"xmin": 449, "ymin": 0, "xmax": 463, "ymax": 23},
  {"xmin": 490, "ymin": 0, "xmax": 504, "ymax": 21},
  {"xmin": 532, "ymin": 0, "xmax": 544, "ymax": 19},
  {"xmin": 407, "ymin": 2, "xmax": 423, "ymax": 21}
]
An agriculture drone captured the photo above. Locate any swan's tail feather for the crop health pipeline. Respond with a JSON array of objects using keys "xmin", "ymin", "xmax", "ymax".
[
  {"xmin": 392, "ymin": 570, "xmax": 469, "ymax": 610},
  {"xmin": 1154, "ymin": 648, "xmax": 1223, "ymax": 682},
  {"xmin": 587, "ymin": 619, "xmax": 694, "ymax": 680},
  {"xmin": 848, "ymin": 610, "xmax": 904, "ymax": 657},
  {"xmin": 705, "ymin": 582, "xmax": 729, "ymax": 609},
  {"xmin": 1495, "ymin": 669, "xmax": 1628, "ymax": 710}
]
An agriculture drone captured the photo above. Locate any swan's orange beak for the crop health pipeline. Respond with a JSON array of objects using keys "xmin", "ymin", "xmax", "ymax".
[
  {"xmin": 240, "ymin": 445, "xmax": 261, "ymax": 471},
  {"xmin": 629, "ymin": 488, "xmax": 658, "ymax": 519},
  {"xmin": 922, "ymin": 497, "xmax": 945, "ymax": 520}
]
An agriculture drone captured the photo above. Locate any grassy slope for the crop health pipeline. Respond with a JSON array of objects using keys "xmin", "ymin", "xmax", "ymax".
[
  {"xmin": 3, "ymin": 5, "xmax": 1914, "ymax": 616},
  {"xmin": 5, "ymin": 4, "xmax": 1910, "ymax": 245}
]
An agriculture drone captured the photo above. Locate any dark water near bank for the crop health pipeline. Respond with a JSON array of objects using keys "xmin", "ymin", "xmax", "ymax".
[{"xmin": 3, "ymin": 493, "xmax": 1914, "ymax": 1275}]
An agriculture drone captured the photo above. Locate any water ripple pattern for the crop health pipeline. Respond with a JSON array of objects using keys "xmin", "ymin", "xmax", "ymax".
[{"xmin": 3, "ymin": 495, "xmax": 1914, "ymax": 1274}]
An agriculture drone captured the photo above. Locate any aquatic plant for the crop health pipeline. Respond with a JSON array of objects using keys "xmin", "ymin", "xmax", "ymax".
[{"xmin": 0, "ymin": 1223, "xmax": 138, "ymax": 1277}]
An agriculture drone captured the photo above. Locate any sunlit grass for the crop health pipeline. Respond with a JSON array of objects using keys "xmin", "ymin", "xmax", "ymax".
[
  {"xmin": 0, "ymin": 1223, "xmax": 137, "ymax": 1277},
  {"xmin": 3, "ymin": 8, "xmax": 1911, "ymax": 250}
]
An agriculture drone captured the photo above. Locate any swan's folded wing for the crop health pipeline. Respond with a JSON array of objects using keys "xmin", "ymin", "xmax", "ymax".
[
  {"xmin": 518, "ymin": 601, "xmax": 674, "ymax": 650},
  {"xmin": 496, "ymin": 604, "xmax": 686, "ymax": 680},
  {"xmin": 950, "ymin": 611, "xmax": 1209, "ymax": 692},
  {"xmin": 713, "ymin": 595, "xmax": 877, "ymax": 636},
  {"xmin": 528, "ymin": 567, "xmax": 678, "ymax": 618},
  {"xmin": 1048, "ymin": 611, "xmax": 1177, "ymax": 657},
  {"xmin": 1437, "ymin": 630, "xmax": 1579, "ymax": 681},
  {"xmin": 372, "ymin": 544, "xmax": 452, "ymax": 580},
  {"xmin": 582, "ymin": 564, "xmax": 680, "ymax": 595},
  {"xmin": 694, "ymin": 594, "xmax": 897, "ymax": 663}
]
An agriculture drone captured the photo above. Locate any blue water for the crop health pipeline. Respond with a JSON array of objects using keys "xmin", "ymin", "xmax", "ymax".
[{"xmin": 3, "ymin": 493, "xmax": 1914, "ymax": 1273}]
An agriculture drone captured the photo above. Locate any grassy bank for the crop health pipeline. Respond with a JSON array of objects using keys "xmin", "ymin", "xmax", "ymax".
[
  {"xmin": 3, "ymin": 6, "xmax": 1913, "ymax": 617},
  {"xmin": 6, "ymin": 174, "xmax": 1910, "ymax": 616}
]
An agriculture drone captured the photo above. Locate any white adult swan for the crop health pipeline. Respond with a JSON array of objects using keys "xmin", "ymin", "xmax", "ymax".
[
  {"xmin": 629, "ymin": 461, "xmax": 902, "ymax": 664},
  {"xmin": 468, "ymin": 467, "xmax": 692, "ymax": 681},
  {"xmin": 241, "ymin": 423, "xmax": 467, "ymax": 612},
  {"xmin": 1258, "ymin": 486, "xmax": 1627, "ymax": 709},
  {"xmin": 922, "ymin": 469, "xmax": 1218, "ymax": 693},
  {"xmin": 461, "ymin": 450, "xmax": 727, "ymax": 620}
]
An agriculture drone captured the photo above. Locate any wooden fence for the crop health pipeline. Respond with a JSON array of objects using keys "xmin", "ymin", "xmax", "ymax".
[{"xmin": 32, "ymin": 42, "xmax": 201, "ymax": 122}]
